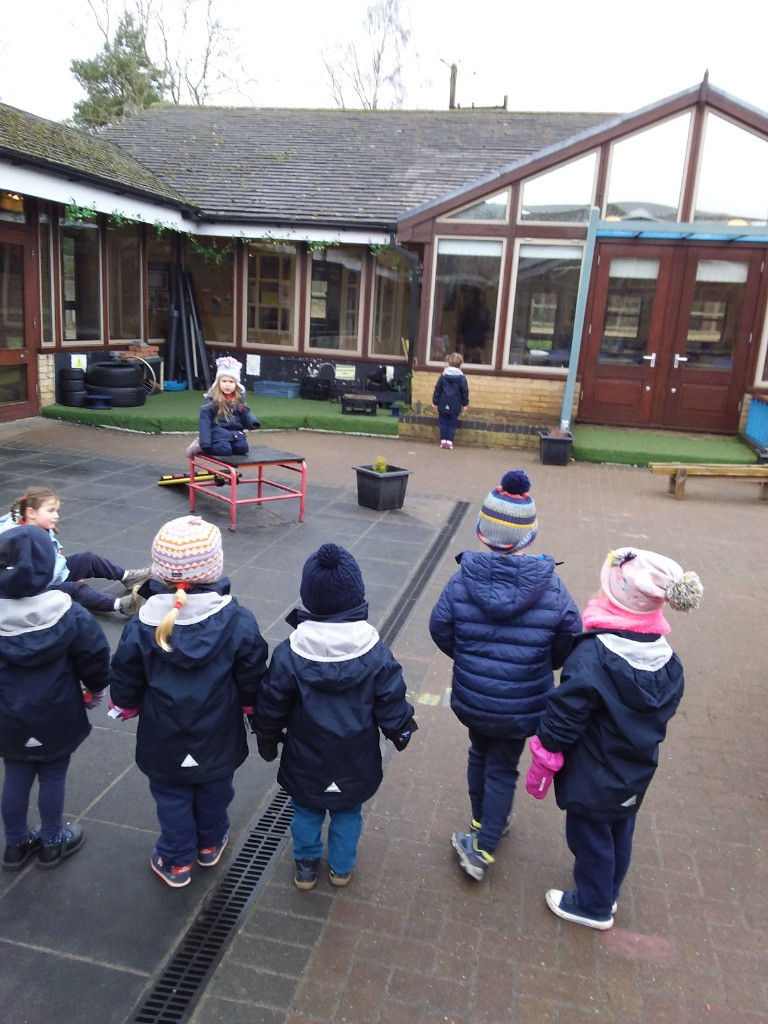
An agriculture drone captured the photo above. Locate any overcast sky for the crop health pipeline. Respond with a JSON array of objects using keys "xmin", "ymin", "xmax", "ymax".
[{"xmin": 2, "ymin": 0, "xmax": 768, "ymax": 122}]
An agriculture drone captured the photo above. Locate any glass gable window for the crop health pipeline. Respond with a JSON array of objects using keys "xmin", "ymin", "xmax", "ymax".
[
  {"xmin": 186, "ymin": 243, "xmax": 235, "ymax": 344},
  {"xmin": 605, "ymin": 115, "xmax": 691, "ymax": 221},
  {"xmin": 246, "ymin": 244, "xmax": 296, "ymax": 347},
  {"xmin": 444, "ymin": 190, "xmax": 509, "ymax": 222},
  {"xmin": 694, "ymin": 114, "xmax": 768, "ymax": 224},
  {"xmin": 430, "ymin": 239, "xmax": 502, "ymax": 365},
  {"xmin": 507, "ymin": 244, "xmax": 582, "ymax": 368},
  {"xmin": 60, "ymin": 216, "xmax": 102, "ymax": 342},
  {"xmin": 147, "ymin": 229, "xmax": 174, "ymax": 341},
  {"xmin": 519, "ymin": 153, "xmax": 596, "ymax": 223},
  {"xmin": 308, "ymin": 247, "xmax": 364, "ymax": 352},
  {"xmin": 107, "ymin": 222, "xmax": 141, "ymax": 340},
  {"xmin": 372, "ymin": 249, "xmax": 411, "ymax": 358}
]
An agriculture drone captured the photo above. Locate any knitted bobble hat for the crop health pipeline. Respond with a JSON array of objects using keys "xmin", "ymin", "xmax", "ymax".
[
  {"xmin": 300, "ymin": 543, "xmax": 365, "ymax": 616},
  {"xmin": 151, "ymin": 516, "xmax": 223, "ymax": 585},
  {"xmin": 476, "ymin": 469, "xmax": 538, "ymax": 552},
  {"xmin": 0, "ymin": 525, "xmax": 56, "ymax": 598},
  {"xmin": 206, "ymin": 356, "xmax": 245, "ymax": 397},
  {"xmin": 600, "ymin": 547, "xmax": 703, "ymax": 614}
]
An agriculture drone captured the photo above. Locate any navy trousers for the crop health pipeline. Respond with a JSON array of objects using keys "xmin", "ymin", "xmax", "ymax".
[
  {"xmin": 56, "ymin": 551, "xmax": 126, "ymax": 613},
  {"xmin": 438, "ymin": 411, "xmax": 460, "ymax": 443},
  {"xmin": 1, "ymin": 755, "xmax": 70, "ymax": 844},
  {"xmin": 467, "ymin": 729, "xmax": 526, "ymax": 854},
  {"xmin": 149, "ymin": 776, "xmax": 235, "ymax": 868},
  {"xmin": 565, "ymin": 810, "xmax": 636, "ymax": 917}
]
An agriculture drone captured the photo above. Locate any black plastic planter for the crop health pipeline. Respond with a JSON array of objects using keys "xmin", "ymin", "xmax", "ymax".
[
  {"xmin": 538, "ymin": 432, "xmax": 574, "ymax": 465},
  {"xmin": 353, "ymin": 464, "xmax": 412, "ymax": 510}
]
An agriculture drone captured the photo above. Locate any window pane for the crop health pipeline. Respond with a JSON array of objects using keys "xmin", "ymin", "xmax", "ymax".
[
  {"xmin": 605, "ymin": 115, "xmax": 690, "ymax": 221},
  {"xmin": 246, "ymin": 244, "xmax": 296, "ymax": 347},
  {"xmin": 507, "ymin": 244, "xmax": 582, "ymax": 368},
  {"xmin": 519, "ymin": 153, "xmax": 596, "ymax": 223},
  {"xmin": 186, "ymin": 243, "xmax": 235, "ymax": 344},
  {"xmin": 683, "ymin": 259, "xmax": 748, "ymax": 371},
  {"xmin": 0, "ymin": 365, "xmax": 27, "ymax": 404},
  {"xmin": 446, "ymin": 190, "xmax": 508, "ymax": 221},
  {"xmin": 372, "ymin": 249, "xmax": 411, "ymax": 357},
  {"xmin": 431, "ymin": 240, "xmax": 502, "ymax": 364},
  {"xmin": 107, "ymin": 223, "xmax": 141, "ymax": 340},
  {"xmin": 60, "ymin": 217, "xmax": 101, "ymax": 342},
  {"xmin": 39, "ymin": 211, "xmax": 53, "ymax": 344},
  {"xmin": 599, "ymin": 257, "xmax": 660, "ymax": 365},
  {"xmin": 0, "ymin": 241, "xmax": 24, "ymax": 350},
  {"xmin": 694, "ymin": 114, "xmax": 768, "ymax": 223},
  {"xmin": 147, "ymin": 230, "xmax": 174, "ymax": 340},
  {"xmin": 0, "ymin": 191, "xmax": 25, "ymax": 224},
  {"xmin": 309, "ymin": 247, "xmax": 363, "ymax": 352}
]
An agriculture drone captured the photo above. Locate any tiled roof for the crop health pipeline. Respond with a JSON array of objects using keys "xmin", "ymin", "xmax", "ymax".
[
  {"xmin": 104, "ymin": 106, "xmax": 611, "ymax": 229},
  {"xmin": 0, "ymin": 102, "xmax": 188, "ymax": 206}
]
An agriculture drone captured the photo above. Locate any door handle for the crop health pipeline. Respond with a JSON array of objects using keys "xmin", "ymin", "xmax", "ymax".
[
  {"xmin": 642, "ymin": 352, "xmax": 656, "ymax": 368},
  {"xmin": 673, "ymin": 353, "xmax": 688, "ymax": 369}
]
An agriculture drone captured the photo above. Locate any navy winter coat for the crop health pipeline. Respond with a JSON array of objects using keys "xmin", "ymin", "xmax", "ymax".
[
  {"xmin": 537, "ymin": 630, "xmax": 685, "ymax": 822},
  {"xmin": 429, "ymin": 551, "xmax": 582, "ymax": 738},
  {"xmin": 198, "ymin": 398, "xmax": 260, "ymax": 455},
  {"xmin": 432, "ymin": 368, "xmax": 469, "ymax": 416},
  {"xmin": 256, "ymin": 618, "xmax": 414, "ymax": 810},
  {"xmin": 0, "ymin": 591, "xmax": 110, "ymax": 761},
  {"xmin": 109, "ymin": 580, "xmax": 268, "ymax": 786}
]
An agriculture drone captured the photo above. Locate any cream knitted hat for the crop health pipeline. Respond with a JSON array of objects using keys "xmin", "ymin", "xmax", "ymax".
[{"xmin": 151, "ymin": 516, "xmax": 223, "ymax": 585}]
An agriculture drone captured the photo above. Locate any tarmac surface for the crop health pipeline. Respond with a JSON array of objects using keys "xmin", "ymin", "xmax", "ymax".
[{"xmin": 0, "ymin": 417, "xmax": 766, "ymax": 1024}]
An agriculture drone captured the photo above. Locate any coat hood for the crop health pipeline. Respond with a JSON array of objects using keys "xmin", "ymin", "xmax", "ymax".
[
  {"xmin": 0, "ymin": 591, "xmax": 73, "ymax": 663},
  {"xmin": 457, "ymin": 550, "xmax": 557, "ymax": 619},
  {"xmin": 137, "ymin": 588, "xmax": 237, "ymax": 667},
  {"xmin": 593, "ymin": 631, "xmax": 676, "ymax": 710}
]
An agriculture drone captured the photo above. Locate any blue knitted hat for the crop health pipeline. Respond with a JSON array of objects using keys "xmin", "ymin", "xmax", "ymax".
[
  {"xmin": 476, "ymin": 469, "xmax": 538, "ymax": 552},
  {"xmin": 0, "ymin": 525, "xmax": 56, "ymax": 598},
  {"xmin": 300, "ymin": 543, "xmax": 365, "ymax": 615}
]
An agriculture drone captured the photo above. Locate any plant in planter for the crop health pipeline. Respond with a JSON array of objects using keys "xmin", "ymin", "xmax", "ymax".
[
  {"xmin": 538, "ymin": 426, "xmax": 574, "ymax": 466},
  {"xmin": 353, "ymin": 456, "xmax": 413, "ymax": 510}
]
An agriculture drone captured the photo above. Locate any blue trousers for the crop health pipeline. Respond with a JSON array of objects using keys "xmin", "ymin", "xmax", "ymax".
[
  {"xmin": 290, "ymin": 799, "xmax": 363, "ymax": 875},
  {"xmin": 149, "ymin": 776, "xmax": 234, "ymax": 867},
  {"xmin": 467, "ymin": 729, "xmax": 526, "ymax": 854},
  {"xmin": 2, "ymin": 756, "xmax": 70, "ymax": 844},
  {"xmin": 565, "ymin": 811, "xmax": 636, "ymax": 917},
  {"xmin": 438, "ymin": 411, "xmax": 460, "ymax": 443},
  {"xmin": 56, "ymin": 551, "xmax": 126, "ymax": 614}
]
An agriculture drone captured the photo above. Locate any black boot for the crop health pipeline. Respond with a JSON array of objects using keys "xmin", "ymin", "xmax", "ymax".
[
  {"xmin": 37, "ymin": 824, "xmax": 85, "ymax": 869},
  {"xmin": 3, "ymin": 831, "xmax": 41, "ymax": 871}
]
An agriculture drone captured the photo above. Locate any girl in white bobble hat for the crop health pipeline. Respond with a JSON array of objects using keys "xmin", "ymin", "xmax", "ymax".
[{"xmin": 527, "ymin": 546, "xmax": 702, "ymax": 931}]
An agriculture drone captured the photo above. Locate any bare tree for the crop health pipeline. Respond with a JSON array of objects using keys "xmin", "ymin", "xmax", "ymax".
[{"xmin": 323, "ymin": 0, "xmax": 411, "ymax": 110}]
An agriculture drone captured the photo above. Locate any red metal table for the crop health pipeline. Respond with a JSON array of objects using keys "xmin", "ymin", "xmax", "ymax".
[{"xmin": 188, "ymin": 447, "xmax": 306, "ymax": 531}]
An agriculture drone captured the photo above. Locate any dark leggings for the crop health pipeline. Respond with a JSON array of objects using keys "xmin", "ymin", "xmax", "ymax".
[
  {"xmin": 2, "ymin": 756, "xmax": 70, "ymax": 845},
  {"xmin": 54, "ymin": 551, "xmax": 125, "ymax": 614}
]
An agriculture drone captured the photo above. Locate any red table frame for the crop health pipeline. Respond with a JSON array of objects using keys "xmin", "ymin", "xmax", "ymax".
[{"xmin": 188, "ymin": 448, "xmax": 306, "ymax": 531}]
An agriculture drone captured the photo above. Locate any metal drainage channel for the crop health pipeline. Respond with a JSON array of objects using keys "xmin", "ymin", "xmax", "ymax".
[{"xmin": 129, "ymin": 499, "xmax": 469, "ymax": 1024}]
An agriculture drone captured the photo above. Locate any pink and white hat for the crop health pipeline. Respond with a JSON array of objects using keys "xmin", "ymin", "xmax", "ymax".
[
  {"xmin": 151, "ymin": 516, "xmax": 223, "ymax": 585},
  {"xmin": 207, "ymin": 356, "xmax": 244, "ymax": 397},
  {"xmin": 600, "ymin": 547, "xmax": 702, "ymax": 614}
]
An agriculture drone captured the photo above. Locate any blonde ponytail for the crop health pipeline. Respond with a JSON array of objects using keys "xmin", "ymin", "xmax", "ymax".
[{"xmin": 156, "ymin": 587, "xmax": 187, "ymax": 652}]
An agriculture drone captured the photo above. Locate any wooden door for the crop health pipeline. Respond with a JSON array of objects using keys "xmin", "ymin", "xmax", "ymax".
[{"xmin": 0, "ymin": 226, "xmax": 39, "ymax": 422}]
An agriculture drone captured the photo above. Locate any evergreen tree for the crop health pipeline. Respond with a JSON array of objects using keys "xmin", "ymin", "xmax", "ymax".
[{"xmin": 71, "ymin": 12, "xmax": 168, "ymax": 128}]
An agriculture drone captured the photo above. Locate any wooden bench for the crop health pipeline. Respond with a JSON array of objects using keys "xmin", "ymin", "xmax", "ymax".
[
  {"xmin": 648, "ymin": 463, "xmax": 768, "ymax": 501},
  {"xmin": 341, "ymin": 393, "xmax": 377, "ymax": 415}
]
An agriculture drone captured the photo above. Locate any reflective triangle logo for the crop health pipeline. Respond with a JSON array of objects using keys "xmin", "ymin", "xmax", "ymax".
[
  {"xmin": 620, "ymin": 794, "xmax": 637, "ymax": 807},
  {"xmin": 181, "ymin": 754, "xmax": 199, "ymax": 767},
  {"xmin": 25, "ymin": 736, "xmax": 43, "ymax": 747},
  {"xmin": 324, "ymin": 782, "xmax": 341, "ymax": 793}
]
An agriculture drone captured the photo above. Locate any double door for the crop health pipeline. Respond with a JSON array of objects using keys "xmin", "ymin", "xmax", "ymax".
[
  {"xmin": 0, "ymin": 226, "xmax": 39, "ymax": 421},
  {"xmin": 579, "ymin": 242, "xmax": 765, "ymax": 432}
]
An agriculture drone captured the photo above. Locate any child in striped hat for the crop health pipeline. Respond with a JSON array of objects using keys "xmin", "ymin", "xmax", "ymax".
[
  {"xmin": 429, "ymin": 470, "xmax": 582, "ymax": 881},
  {"xmin": 108, "ymin": 516, "xmax": 269, "ymax": 888}
]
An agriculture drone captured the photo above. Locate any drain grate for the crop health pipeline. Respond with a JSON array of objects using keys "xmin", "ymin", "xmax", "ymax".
[
  {"xmin": 378, "ymin": 500, "xmax": 470, "ymax": 647},
  {"xmin": 128, "ymin": 503, "xmax": 469, "ymax": 1024},
  {"xmin": 129, "ymin": 790, "xmax": 292, "ymax": 1024}
]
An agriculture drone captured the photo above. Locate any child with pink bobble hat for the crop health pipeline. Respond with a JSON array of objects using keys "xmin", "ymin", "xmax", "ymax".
[{"xmin": 527, "ymin": 546, "xmax": 702, "ymax": 930}]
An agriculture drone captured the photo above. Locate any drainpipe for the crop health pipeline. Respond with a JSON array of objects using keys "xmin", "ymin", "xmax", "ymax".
[
  {"xmin": 388, "ymin": 233, "xmax": 422, "ymax": 403},
  {"xmin": 560, "ymin": 206, "xmax": 599, "ymax": 431}
]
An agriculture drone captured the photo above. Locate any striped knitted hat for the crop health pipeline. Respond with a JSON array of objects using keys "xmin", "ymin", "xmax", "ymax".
[
  {"xmin": 151, "ymin": 516, "xmax": 223, "ymax": 585},
  {"xmin": 476, "ymin": 469, "xmax": 538, "ymax": 553}
]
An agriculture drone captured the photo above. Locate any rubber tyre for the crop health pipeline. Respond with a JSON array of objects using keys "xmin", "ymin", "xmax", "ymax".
[
  {"xmin": 86, "ymin": 362, "xmax": 143, "ymax": 387},
  {"xmin": 59, "ymin": 368, "xmax": 85, "ymax": 383},
  {"xmin": 61, "ymin": 390, "xmax": 88, "ymax": 407},
  {"xmin": 84, "ymin": 383, "xmax": 146, "ymax": 407},
  {"xmin": 60, "ymin": 379, "xmax": 86, "ymax": 394}
]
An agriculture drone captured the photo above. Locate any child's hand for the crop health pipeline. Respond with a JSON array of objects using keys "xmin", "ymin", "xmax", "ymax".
[
  {"xmin": 82, "ymin": 687, "xmax": 106, "ymax": 710},
  {"xmin": 387, "ymin": 718, "xmax": 418, "ymax": 751},
  {"xmin": 525, "ymin": 736, "xmax": 564, "ymax": 798},
  {"xmin": 256, "ymin": 732, "xmax": 285, "ymax": 762},
  {"xmin": 108, "ymin": 698, "xmax": 139, "ymax": 721}
]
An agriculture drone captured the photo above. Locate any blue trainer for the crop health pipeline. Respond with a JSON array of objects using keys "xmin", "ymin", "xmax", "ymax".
[
  {"xmin": 151, "ymin": 849, "xmax": 192, "ymax": 888},
  {"xmin": 294, "ymin": 858, "xmax": 320, "ymax": 890},
  {"xmin": 451, "ymin": 831, "xmax": 494, "ymax": 881},
  {"xmin": 198, "ymin": 834, "xmax": 228, "ymax": 867}
]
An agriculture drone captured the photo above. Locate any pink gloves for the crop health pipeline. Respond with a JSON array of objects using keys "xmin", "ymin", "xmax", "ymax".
[
  {"xmin": 525, "ymin": 736, "xmax": 564, "ymax": 799},
  {"xmin": 108, "ymin": 698, "xmax": 140, "ymax": 721},
  {"xmin": 82, "ymin": 688, "xmax": 107, "ymax": 710}
]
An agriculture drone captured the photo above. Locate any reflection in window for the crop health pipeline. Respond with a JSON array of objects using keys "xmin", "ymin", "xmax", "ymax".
[
  {"xmin": 107, "ymin": 223, "xmax": 141, "ymax": 340},
  {"xmin": 0, "ymin": 191, "xmax": 24, "ymax": 223},
  {"xmin": 60, "ymin": 217, "xmax": 102, "ymax": 342},
  {"xmin": 373, "ymin": 249, "xmax": 411, "ymax": 358},
  {"xmin": 507, "ymin": 245, "xmax": 582, "ymax": 368},
  {"xmin": 446, "ymin": 190, "xmax": 508, "ymax": 221},
  {"xmin": 186, "ymin": 243, "xmax": 235, "ymax": 344},
  {"xmin": 599, "ymin": 257, "xmax": 659, "ymax": 366},
  {"xmin": 147, "ymin": 229, "xmax": 174, "ymax": 340},
  {"xmin": 0, "ymin": 241, "xmax": 24, "ymax": 351},
  {"xmin": 695, "ymin": 114, "xmax": 768, "ymax": 223},
  {"xmin": 605, "ymin": 115, "xmax": 690, "ymax": 221},
  {"xmin": 39, "ymin": 211, "xmax": 53, "ymax": 344},
  {"xmin": 308, "ymin": 247, "xmax": 363, "ymax": 352},
  {"xmin": 246, "ymin": 244, "xmax": 296, "ymax": 347},
  {"xmin": 431, "ymin": 239, "xmax": 502, "ymax": 365},
  {"xmin": 683, "ymin": 260, "xmax": 748, "ymax": 371},
  {"xmin": 519, "ymin": 153, "xmax": 596, "ymax": 223}
]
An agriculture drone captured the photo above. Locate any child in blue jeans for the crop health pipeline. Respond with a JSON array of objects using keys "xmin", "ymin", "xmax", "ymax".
[{"xmin": 255, "ymin": 543, "xmax": 416, "ymax": 890}]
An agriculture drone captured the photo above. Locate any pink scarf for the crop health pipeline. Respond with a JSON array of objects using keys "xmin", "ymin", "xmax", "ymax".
[{"xmin": 582, "ymin": 594, "xmax": 671, "ymax": 635}]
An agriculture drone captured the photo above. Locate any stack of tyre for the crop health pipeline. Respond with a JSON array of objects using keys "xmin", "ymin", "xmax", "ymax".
[{"xmin": 58, "ymin": 361, "xmax": 147, "ymax": 408}]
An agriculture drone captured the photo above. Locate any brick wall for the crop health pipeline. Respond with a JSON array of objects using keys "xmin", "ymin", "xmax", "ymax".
[
  {"xmin": 38, "ymin": 354, "xmax": 56, "ymax": 407},
  {"xmin": 411, "ymin": 370, "xmax": 571, "ymax": 420}
]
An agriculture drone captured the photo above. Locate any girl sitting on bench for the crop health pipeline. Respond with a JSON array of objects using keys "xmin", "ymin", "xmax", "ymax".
[{"xmin": 195, "ymin": 358, "xmax": 260, "ymax": 458}]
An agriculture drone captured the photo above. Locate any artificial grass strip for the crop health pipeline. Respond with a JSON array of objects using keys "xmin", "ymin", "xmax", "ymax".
[{"xmin": 572, "ymin": 426, "xmax": 755, "ymax": 466}]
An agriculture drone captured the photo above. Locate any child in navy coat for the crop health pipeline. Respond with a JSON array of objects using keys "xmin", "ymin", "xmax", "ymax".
[
  {"xmin": 528, "ymin": 546, "xmax": 702, "ymax": 929},
  {"xmin": 255, "ymin": 543, "xmax": 417, "ymax": 891},
  {"xmin": 432, "ymin": 351, "xmax": 469, "ymax": 450},
  {"xmin": 197, "ymin": 357, "xmax": 260, "ymax": 457}
]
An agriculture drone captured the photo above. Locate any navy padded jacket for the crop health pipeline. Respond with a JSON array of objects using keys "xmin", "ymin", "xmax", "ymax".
[{"xmin": 429, "ymin": 551, "xmax": 581, "ymax": 737}]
